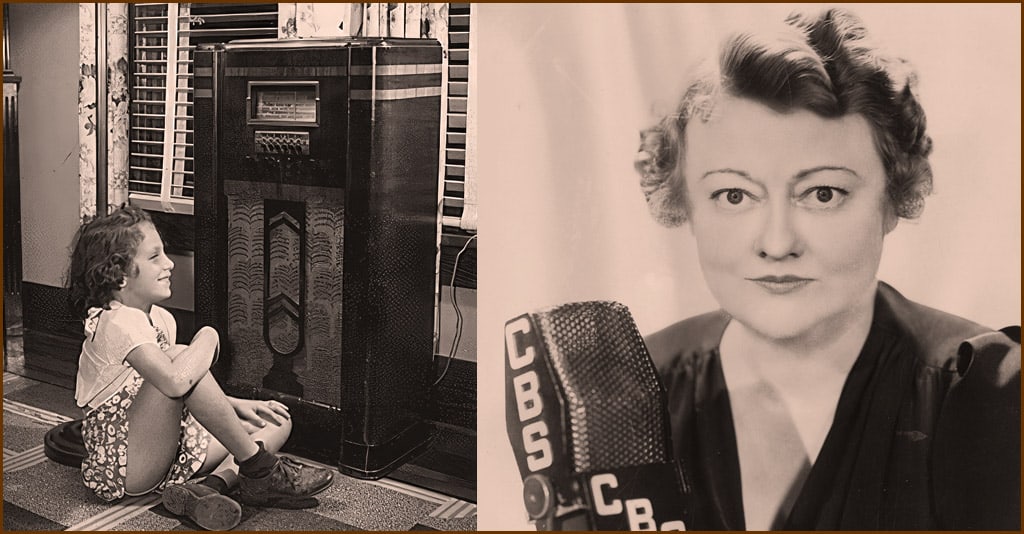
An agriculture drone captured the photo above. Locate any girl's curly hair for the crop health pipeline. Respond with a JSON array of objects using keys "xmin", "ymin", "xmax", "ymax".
[
  {"xmin": 67, "ymin": 206, "xmax": 153, "ymax": 319},
  {"xmin": 635, "ymin": 8, "xmax": 933, "ymax": 227}
]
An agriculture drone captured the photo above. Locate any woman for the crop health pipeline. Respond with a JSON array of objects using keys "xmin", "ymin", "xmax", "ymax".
[{"xmin": 634, "ymin": 8, "xmax": 1019, "ymax": 530}]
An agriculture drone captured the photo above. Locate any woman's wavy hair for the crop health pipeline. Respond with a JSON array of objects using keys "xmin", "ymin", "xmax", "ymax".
[
  {"xmin": 67, "ymin": 206, "xmax": 153, "ymax": 319},
  {"xmin": 635, "ymin": 8, "xmax": 933, "ymax": 227}
]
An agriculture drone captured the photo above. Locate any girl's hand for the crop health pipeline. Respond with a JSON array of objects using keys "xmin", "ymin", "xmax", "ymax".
[{"xmin": 229, "ymin": 397, "xmax": 291, "ymax": 431}]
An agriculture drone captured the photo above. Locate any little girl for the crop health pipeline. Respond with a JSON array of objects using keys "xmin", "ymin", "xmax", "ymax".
[{"xmin": 68, "ymin": 206, "xmax": 334, "ymax": 530}]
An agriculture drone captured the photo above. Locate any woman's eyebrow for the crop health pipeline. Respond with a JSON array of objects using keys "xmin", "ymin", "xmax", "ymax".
[
  {"xmin": 700, "ymin": 166, "xmax": 862, "ymax": 183},
  {"xmin": 700, "ymin": 168, "xmax": 752, "ymax": 181},
  {"xmin": 793, "ymin": 165, "xmax": 862, "ymax": 182}
]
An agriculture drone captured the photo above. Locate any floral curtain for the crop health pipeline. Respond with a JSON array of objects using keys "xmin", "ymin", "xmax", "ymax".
[
  {"xmin": 78, "ymin": 3, "xmax": 130, "ymax": 220},
  {"xmin": 78, "ymin": 3, "xmax": 96, "ymax": 220},
  {"xmin": 278, "ymin": 3, "xmax": 448, "ymax": 40},
  {"xmin": 106, "ymin": 4, "xmax": 130, "ymax": 212}
]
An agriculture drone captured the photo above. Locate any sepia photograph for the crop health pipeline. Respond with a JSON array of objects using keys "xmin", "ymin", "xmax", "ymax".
[
  {"xmin": 3, "ymin": 2, "xmax": 477, "ymax": 531},
  {"xmin": 477, "ymin": 3, "xmax": 1020, "ymax": 531},
  {"xmin": 4, "ymin": 2, "xmax": 1022, "ymax": 531}
]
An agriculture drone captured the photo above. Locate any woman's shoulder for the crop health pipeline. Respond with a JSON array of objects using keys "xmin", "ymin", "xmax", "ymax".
[
  {"xmin": 877, "ymin": 282, "xmax": 1024, "ymax": 529},
  {"xmin": 645, "ymin": 309, "xmax": 730, "ymax": 375},
  {"xmin": 876, "ymin": 282, "xmax": 1020, "ymax": 371}
]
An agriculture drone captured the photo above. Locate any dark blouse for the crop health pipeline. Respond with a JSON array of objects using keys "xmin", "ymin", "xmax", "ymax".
[{"xmin": 646, "ymin": 282, "xmax": 1020, "ymax": 530}]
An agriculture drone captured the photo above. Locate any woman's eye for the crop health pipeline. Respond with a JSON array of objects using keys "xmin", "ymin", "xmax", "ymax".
[
  {"xmin": 799, "ymin": 186, "xmax": 848, "ymax": 209},
  {"xmin": 711, "ymin": 188, "xmax": 756, "ymax": 209}
]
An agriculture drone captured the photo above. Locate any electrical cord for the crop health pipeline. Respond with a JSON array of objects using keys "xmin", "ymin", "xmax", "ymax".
[{"xmin": 433, "ymin": 233, "xmax": 477, "ymax": 387}]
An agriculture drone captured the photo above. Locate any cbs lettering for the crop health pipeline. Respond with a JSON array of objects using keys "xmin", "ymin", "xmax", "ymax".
[
  {"xmin": 506, "ymin": 317, "xmax": 552, "ymax": 472},
  {"xmin": 590, "ymin": 473, "xmax": 685, "ymax": 531}
]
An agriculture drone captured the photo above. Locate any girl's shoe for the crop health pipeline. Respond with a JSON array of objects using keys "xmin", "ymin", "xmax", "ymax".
[
  {"xmin": 237, "ymin": 456, "xmax": 334, "ymax": 509},
  {"xmin": 162, "ymin": 481, "xmax": 243, "ymax": 531}
]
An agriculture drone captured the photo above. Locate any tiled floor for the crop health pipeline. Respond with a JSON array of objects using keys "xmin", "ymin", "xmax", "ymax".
[{"xmin": 2, "ymin": 367, "xmax": 477, "ymax": 531}]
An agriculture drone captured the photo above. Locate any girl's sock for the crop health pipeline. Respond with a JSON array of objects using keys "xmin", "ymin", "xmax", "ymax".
[
  {"xmin": 200, "ymin": 474, "xmax": 229, "ymax": 494},
  {"xmin": 236, "ymin": 441, "xmax": 277, "ymax": 479}
]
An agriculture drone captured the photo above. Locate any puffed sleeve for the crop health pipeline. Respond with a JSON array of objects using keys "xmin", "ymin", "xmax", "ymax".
[
  {"xmin": 151, "ymin": 305, "xmax": 178, "ymax": 345},
  {"xmin": 94, "ymin": 306, "xmax": 160, "ymax": 365},
  {"xmin": 932, "ymin": 326, "xmax": 1021, "ymax": 530}
]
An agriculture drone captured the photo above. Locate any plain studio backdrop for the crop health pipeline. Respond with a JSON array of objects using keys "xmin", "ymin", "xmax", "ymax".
[{"xmin": 474, "ymin": 3, "xmax": 1021, "ymax": 530}]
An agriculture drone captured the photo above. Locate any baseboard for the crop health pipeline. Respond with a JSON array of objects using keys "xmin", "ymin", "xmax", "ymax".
[
  {"xmin": 22, "ymin": 328, "xmax": 79, "ymax": 389},
  {"xmin": 21, "ymin": 282, "xmax": 80, "ymax": 338}
]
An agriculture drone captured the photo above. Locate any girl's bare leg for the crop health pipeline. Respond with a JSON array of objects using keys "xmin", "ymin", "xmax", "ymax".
[
  {"xmin": 124, "ymin": 383, "xmax": 188, "ymax": 494},
  {"xmin": 180, "ymin": 372, "xmax": 260, "ymax": 461},
  {"xmin": 125, "ymin": 371, "xmax": 260, "ymax": 494}
]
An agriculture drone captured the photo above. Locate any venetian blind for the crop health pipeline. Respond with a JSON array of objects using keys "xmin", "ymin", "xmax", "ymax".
[
  {"xmin": 128, "ymin": 3, "xmax": 277, "ymax": 212},
  {"xmin": 442, "ymin": 3, "xmax": 473, "ymax": 235}
]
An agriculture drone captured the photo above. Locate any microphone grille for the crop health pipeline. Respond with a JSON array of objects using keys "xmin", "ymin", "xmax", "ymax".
[{"xmin": 533, "ymin": 301, "xmax": 669, "ymax": 473}]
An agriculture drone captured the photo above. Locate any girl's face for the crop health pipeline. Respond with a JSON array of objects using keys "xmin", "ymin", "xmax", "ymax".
[
  {"xmin": 119, "ymin": 222, "xmax": 175, "ymax": 310},
  {"xmin": 682, "ymin": 96, "xmax": 894, "ymax": 342}
]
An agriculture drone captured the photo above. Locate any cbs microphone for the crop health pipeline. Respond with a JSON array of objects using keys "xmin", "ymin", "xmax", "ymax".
[{"xmin": 505, "ymin": 301, "xmax": 690, "ymax": 530}]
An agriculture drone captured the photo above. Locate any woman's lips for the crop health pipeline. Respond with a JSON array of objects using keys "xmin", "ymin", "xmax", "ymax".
[{"xmin": 748, "ymin": 276, "xmax": 813, "ymax": 294}]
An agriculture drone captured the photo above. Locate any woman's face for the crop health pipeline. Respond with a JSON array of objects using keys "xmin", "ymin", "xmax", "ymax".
[{"xmin": 682, "ymin": 96, "xmax": 894, "ymax": 342}]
